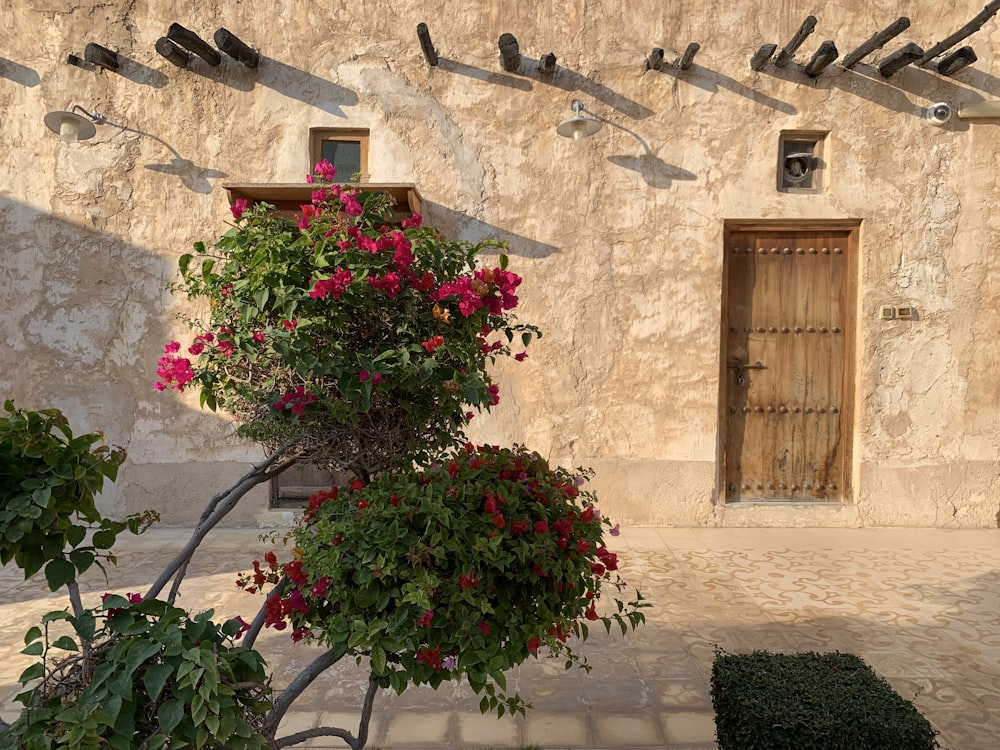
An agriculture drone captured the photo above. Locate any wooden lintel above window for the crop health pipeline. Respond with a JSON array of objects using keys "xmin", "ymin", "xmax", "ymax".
[{"xmin": 223, "ymin": 183, "xmax": 422, "ymax": 223}]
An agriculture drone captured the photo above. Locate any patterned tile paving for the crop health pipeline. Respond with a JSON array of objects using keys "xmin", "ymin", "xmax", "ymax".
[{"xmin": 1, "ymin": 527, "xmax": 997, "ymax": 749}]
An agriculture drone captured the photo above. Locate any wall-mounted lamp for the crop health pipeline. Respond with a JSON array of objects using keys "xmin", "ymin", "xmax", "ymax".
[
  {"xmin": 43, "ymin": 105, "xmax": 105, "ymax": 142},
  {"xmin": 556, "ymin": 100, "xmax": 602, "ymax": 140}
]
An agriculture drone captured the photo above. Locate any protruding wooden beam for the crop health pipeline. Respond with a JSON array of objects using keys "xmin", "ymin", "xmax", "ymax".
[
  {"xmin": 917, "ymin": 0, "xmax": 1000, "ymax": 66},
  {"xmin": 841, "ymin": 17, "xmax": 910, "ymax": 69},
  {"xmin": 167, "ymin": 23, "xmax": 221, "ymax": 66},
  {"xmin": 155, "ymin": 37, "xmax": 190, "ymax": 68},
  {"xmin": 750, "ymin": 43, "xmax": 777, "ymax": 71},
  {"xmin": 84, "ymin": 42, "xmax": 120, "ymax": 71},
  {"xmin": 935, "ymin": 46, "xmax": 977, "ymax": 76},
  {"xmin": 646, "ymin": 47, "xmax": 665, "ymax": 71},
  {"xmin": 774, "ymin": 16, "xmax": 817, "ymax": 67},
  {"xmin": 678, "ymin": 42, "xmax": 700, "ymax": 70},
  {"xmin": 214, "ymin": 28, "xmax": 259, "ymax": 68},
  {"xmin": 538, "ymin": 52, "xmax": 557, "ymax": 74},
  {"xmin": 416, "ymin": 22, "xmax": 438, "ymax": 66},
  {"xmin": 878, "ymin": 42, "xmax": 923, "ymax": 77},
  {"xmin": 805, "ymin": 40, "xmax": 838, "ymax": 78},
  {"xmin": 498, "ymin": 33, "xmax": 520, "ymax": 72}
]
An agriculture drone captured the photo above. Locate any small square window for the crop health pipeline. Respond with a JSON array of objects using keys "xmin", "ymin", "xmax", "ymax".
[
  {"xmin": 270, "ymin": 463, "xmax": 350, "ymax": 509},
  {"xmin": 778, "ymin": 131, "xmax": 827, "ymax": 193},
  {"xmin": 309, "ymin": 128, "xmax": 370, "ymax": 182}
]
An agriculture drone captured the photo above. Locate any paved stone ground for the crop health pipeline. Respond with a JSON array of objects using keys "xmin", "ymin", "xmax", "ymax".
[{"xmin": 1, "ymin": 526, "xmax": 998, "ymax": 749}]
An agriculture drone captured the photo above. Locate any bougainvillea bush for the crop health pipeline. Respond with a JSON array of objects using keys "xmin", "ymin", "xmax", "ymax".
[
  {"xmin": 241, "ymin": 443, "xmax": 645, "ymax": 716},
  {"xmin": 158, "ymin": 162, "xmax": 537, "ymax": 476},
  {"xmin": 1, "ymin": 162, "xmax": 645, "ymax": 750}
]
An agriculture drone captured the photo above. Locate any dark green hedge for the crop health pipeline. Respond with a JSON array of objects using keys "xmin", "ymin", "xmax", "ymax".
[{"xmin": 711, "ymin": 649, "xmax": 939, "ymax": 750}]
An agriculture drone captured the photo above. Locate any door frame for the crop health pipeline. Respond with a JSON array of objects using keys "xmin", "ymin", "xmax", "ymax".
[{"xmin": 718, "ymin": 219, "xmax": 861, "ymax": 505}]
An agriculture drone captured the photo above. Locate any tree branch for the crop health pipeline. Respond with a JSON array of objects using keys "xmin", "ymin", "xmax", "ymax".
[
  {"xmin": 274, "ymin": 677, "xmax": 378, "ymax": 750},
  {"xmin": 144, "ymin": 443, "xmax": 298, "ymax": 602},
  {"xmin": 268, "ymin": 648, "xmax": 345, "ymax": 731}
]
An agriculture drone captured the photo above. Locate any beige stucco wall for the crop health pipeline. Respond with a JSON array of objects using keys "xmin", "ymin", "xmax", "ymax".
[{"xmin": 1, "ymin": 1, "xmax": 997, "ymax": 527}]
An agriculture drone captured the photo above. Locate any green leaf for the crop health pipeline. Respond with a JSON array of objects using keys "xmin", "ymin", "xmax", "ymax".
[
  {"xmin": 20, "ymin": 642, "xmax": 43, "ymax": 656},
  {"xmin": 18, "ymin": 663, "xmax": 44, "ymax": 683},
  {"xmin": 179, "ymin": 253, "xmax": 193, "ymax": 276},
  {"xmin": 23, "ymin": 626, "xmax": 42, "ymax": 644},
  {"xmin": 69, "ymin": 548, "xmax": 95, "ymax": 574},
  {"xmin": 92, "ymin": 529, "xmax": 117, "ymax": 549},
  {"xmin": 44, "ymin": 556, "xmax": 77, "ymax": 591},
  {"xmin": 51, "ymin": 635, "xmax": 79, "ymax": 652},
  {"xmin": 125, "ymin": 640, "xmax": 162, "ymax": 675},
  {"xmin": 143, "ymin": 663, "xmax": 174, "ymax": 702},
  {"xmin": 370, "ymin": 644, "xmax": 386, "ymax": 675},
  {"xmin": 158, "ymin": 698, "xmax": 185, "ymax": 734}
]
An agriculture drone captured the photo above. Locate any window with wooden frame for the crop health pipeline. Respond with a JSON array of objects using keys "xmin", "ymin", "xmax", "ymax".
[
  {"xmin": 271, "ymin": 463, "xmax": 351, "ymax": 509},
  {"xmin": 309, "ymin": 128, "xmax": 370, "ymax": 182}
]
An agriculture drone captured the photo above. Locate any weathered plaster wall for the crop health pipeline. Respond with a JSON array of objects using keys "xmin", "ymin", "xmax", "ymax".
[{"xmin": 1, "ymin": 1, "xmax": 997, "ymax": 527}]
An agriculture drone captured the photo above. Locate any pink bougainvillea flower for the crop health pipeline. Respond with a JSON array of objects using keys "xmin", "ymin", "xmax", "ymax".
[
  {"xmin": 164, "ymin": 341, "xmax": 181, "ymax": 353},
  {"xmin": 314, "ymin": 159, "xmax": 336, "ymax": 181},
  {"xmin": 401, "ymin": 212, "xmax": 423, "ymax": 229},
  {"xmin": 282, "ymin": 319, "xmax": 298, "ymax": 331},
  {"xmin": 515, "ymin": 352, "xmax": 529, "ymax": 362},
  {"xmin": 233, "ymin": 615, "xmax": 252, "ymax": 638},
  {"xmin": 486, "ymin": 384, "xmax": 500, "ymax": 406},
  {"xmin": 311, "ymin": 188, "xmax": 327, "ymax": 204},
  {"xmin": 441, "ymin": 655, "xmax": 457, "ymax": 670},
  {"xmin": 230, "ymin": 198, "xmax": 249, "ymax": 220},
  {"xmin": 609, "ymin": 523, "xmax": 621, "ymax": 537}
]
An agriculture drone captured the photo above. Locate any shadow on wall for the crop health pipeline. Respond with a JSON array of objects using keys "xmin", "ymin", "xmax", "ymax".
[
  {"xmin": 0, "ymin": 194, "xmax": 232, "ymax": 474},
  {"xmin": 423, "ymin": 201, "xmax": 560, "ymax": 258}
]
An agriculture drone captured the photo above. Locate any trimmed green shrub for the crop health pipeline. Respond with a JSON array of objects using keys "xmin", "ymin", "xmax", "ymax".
[{"xmin": 711, "ymin": 649, "xmax": 939, "ymax": 750}]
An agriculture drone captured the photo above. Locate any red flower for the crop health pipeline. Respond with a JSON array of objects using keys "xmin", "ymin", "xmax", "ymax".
[
  {"xmin": 477, "ymin": 621, "xmax": 491, "ymax": 636},
  {"xmin": 458, "ymin": 571, "xmax": 480, "ymax": 589},
  {"xmin": 421, "ymin": 335, "xmax": 445, "ymax": 353},
  {"xmin": 585, "ymin": 604, "xmax": 599, "ymax": 621},
  {"xmin": 357, "ymin": 500, "xmax": 369, "ymax": 510},
  {"xmin": 534, "ymin": 520, "xmax": 549, "ymax": 534},
  {"xmin": 416, "ymin": 646, "xmax": 442, "ymax": 671},
  {"xmin": 416, "ymin": 610, "xmax": 434, "ymax": 628},
  {"xmin": 527, "ymin": 637, "xmax": 542, "ymax": 654}
]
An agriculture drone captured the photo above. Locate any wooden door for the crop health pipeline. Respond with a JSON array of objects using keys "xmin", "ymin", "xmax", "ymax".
[{"xmin": 721, "ymin": 223, "xmax": 858, "ymax": 502}]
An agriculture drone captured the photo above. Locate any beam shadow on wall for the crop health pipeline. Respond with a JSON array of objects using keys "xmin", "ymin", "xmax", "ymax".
[
  {"xmin": 0, "ymin": 58, "xmax": 40, "ymax": 86},
  {"xmin": 256, "ymin": 57, "xmax": 360, "ymax": 116},
  {"xmin": 423, "ymin": 201, "xmax": 560, "ymax": 259},
  {"xmin": 515, "ymin": 61, "xmax": 655, "ymax": 120},
  {"xmin": 437, "ymin": 58, "xmax": 533, "ymax": 91},
  {"xmin": 658, "ymin": 63, "xmax": 797, "ymax": 115},
  {"xmin": 113, "ymin": 55, "xmax": 169, "ymax": 88},
  {"xmin": 760, "ymin": 61, "xmax": 976, "ymax": 123}
]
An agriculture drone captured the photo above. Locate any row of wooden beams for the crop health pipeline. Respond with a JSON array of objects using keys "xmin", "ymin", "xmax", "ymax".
[{"xmin": 750, "ymin": 5, "xmax": 995, "ymax": 79}]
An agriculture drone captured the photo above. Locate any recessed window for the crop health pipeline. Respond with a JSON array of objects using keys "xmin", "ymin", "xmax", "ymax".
[
  {"xmin": 778, "ymin": 131, "xmax": 827, "ymax": 193},
  {"xmin": 309, "ymin": 128, "xmax": 370, "ymax": 182},
  {"xmin": 270, "ymin": 463, "xmax": 349, "ymax": 509}
]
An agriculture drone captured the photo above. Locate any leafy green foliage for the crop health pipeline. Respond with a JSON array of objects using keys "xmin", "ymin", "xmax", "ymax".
[
  {"xmin": 0, "ymin": 402, "xmax": 157, "ymax": 590},
  {"xmin": 241, "ymin": 444, "xmax": 647, "ymax": 716},
  {"xmin": 1, "ymin": 597, "xmax": 270, "ymax": 750},
  {"xmin": 161, "ymin": 178, "xmax": 538, "ymax": 477},
  {"xmin": 711, "ymin": 649, "xmax": 939, "ymax": 750}
]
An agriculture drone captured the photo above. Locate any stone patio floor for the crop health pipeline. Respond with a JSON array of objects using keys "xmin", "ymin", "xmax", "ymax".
[{"xmin": 1, "ymin": 526, "xmax": 998, "ymax": 749}]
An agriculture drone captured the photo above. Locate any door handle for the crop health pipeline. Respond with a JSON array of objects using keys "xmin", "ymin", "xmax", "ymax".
[
  {"xmin": 728, "ymin": 361, "xmax": 765, "ymax": 387},
  {"xmin": 728, "ymin": 361, "xmax": 766, "ymax": 371}
]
